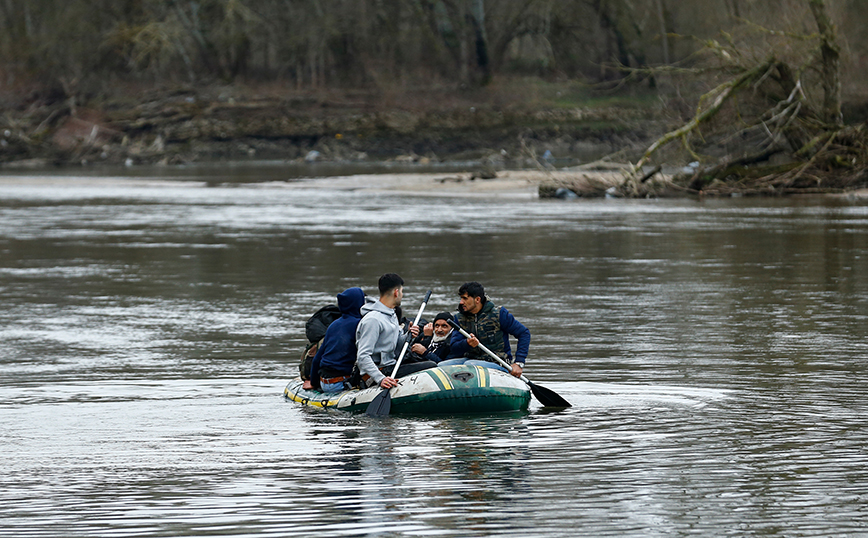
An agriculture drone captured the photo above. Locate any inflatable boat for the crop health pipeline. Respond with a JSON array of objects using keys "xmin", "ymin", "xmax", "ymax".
[{"xmin": 284, "ymin": 364, "xmax": 531, "ymax": 415}]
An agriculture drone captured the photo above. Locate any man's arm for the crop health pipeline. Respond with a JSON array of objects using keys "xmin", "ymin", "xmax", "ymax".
[
  {"xmin": 500, "ymin": 307, "xmax": 530, "ymax": 363},
  {"xmin": 355, "ymin": 318, "xmax": 385, "ymax": 385},
  {"xmin": 449, "ymin": 318, "xmax": 471, "ymax": 358}
]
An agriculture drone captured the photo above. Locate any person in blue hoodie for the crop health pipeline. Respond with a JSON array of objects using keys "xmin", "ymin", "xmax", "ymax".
[
  {"xmin": 308, "ymin": 287, "xmax": 366, "ymax": 393},
  {"xmin": 440, "ymin": 281, "xmax": 530, "ymax": 378}
]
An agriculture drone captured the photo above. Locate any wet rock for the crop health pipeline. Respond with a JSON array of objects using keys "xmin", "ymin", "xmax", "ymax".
[
  {"xmin": 555, "ymin": 187, "xmax": 578, "ymax": 199},
  {"xmin": 470, "ymin": 166, "xmax": 498, "ymax": 180}
]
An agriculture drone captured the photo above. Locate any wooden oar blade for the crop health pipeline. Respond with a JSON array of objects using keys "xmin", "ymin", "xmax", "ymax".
[
  {"xmin": 365, "ymin": 389, "xmax": 392, "ymax": 417},
  {"xmin": 528, "ymin": 381, "xmax": 571, "ymax": 408}
]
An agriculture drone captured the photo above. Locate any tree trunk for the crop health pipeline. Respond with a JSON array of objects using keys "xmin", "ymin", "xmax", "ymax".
[
  {"xmin": 808, "ymin": 0, "xmax": 843, "ymax": 126},
  {"xmin": 655, "ymin": 0, "xmax": 669, "ymax": 64},
  {"xmin": 469, "ymin": 0, "xmax": 491, "ymax": 84},
  {"xmin": 170, "ymin": 0, "xmax": 221, "ymax": 77},
  {"xmin": 726, "ymin": 0, "xmax": 741, "ymax": 18},
  {"xmin": 487, "ymin": 0, "xmax": 538, "ymax": 72},
  {"xmin": 418, "ymin": 0, "xmax": 466, "ymax": 82}
]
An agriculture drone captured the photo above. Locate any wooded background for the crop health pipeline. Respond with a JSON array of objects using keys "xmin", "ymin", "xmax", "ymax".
[{"xmin": 1, "ymin": 0, "xmax": 865, "ymax": 106}]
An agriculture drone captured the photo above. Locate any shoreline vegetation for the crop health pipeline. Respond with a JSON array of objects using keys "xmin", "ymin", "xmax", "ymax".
[
  {"xmin": 0, "ymin": 79, "xmax": 663, "ymax": 190},
  {"xmin": 1, "ymin": 77, "xmax": 866, "ymax": 200},
  {"xmin": 2, "ymin": 1, "xmax": 867, "ymax": 198}
]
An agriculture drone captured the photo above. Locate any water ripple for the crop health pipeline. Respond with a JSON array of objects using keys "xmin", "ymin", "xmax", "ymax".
[{"xmin": 3, "ymin": 176, "xmax": 868, "ymax": 536}]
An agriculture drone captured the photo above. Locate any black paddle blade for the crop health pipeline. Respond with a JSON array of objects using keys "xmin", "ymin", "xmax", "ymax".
[
  {"xmin": 365, "ymin": 389, "xmax": 392, "ymax": 417},
  {"xmin": 528, "ymin": 381, "xmax": 571, "ymax": 408}
]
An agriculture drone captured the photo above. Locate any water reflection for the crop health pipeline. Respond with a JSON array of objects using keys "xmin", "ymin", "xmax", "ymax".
[
  {"xmin": 279, "ymin": 383, "xmax": 731, "ymax": 537},
  {"xmin": 290, "ymin": 412, "xmax": 537, "ymax": 536}
]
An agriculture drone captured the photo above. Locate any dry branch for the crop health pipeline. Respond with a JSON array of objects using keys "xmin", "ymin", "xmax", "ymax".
[{"xmin": 632, "ymin": 57, "xmax": 777, "ymax": 172}]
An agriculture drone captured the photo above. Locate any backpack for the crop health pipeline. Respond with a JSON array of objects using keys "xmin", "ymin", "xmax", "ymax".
[
  {"xmin": 305, "ymin": 304, "xmax": 341, "ymax": 343},
  {"xmin": 299, "ymin": 304, "xmax": 342, "ymax": 379}
]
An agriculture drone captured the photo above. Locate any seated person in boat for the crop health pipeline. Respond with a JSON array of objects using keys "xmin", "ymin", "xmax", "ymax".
[
  {"xmin": 356, "ymin": 273, "xmax": 437, "ymax": 389},
  {"xmin": 410, "ymin": 312, "xmax": 454, "ymax": 363},
  {"xmin": 307, "ymin": 287, "xmax": 366, "ymax": 392},
  {"xmin": 439, "ymin": 281, "xmax": 530, "ymax": 378}
]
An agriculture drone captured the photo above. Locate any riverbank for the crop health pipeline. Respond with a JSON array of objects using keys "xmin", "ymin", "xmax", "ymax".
[
  {"xmin": 0, "ymin": 165, "xmax": 627, "ymax": 199},
  {"xmin": 3, "ymin": 80, "xmax": 867, "ymax": 198},
  {"xmin": 8, "ymin": 159, "xmax": 868, "ymax": 201},
  {"xmin": 0, "ymin": 80, "xmax": 662, "ymax": 170}
]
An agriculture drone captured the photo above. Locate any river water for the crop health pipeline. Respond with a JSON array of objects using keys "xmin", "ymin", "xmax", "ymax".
[{"xmin": 2, "ymin": 166, "xmax": 867, "ymax": 537}]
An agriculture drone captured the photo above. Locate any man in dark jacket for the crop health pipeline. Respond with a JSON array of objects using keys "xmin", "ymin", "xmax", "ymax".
[
  {"xmin": 410, "ymin": 312, "xmax": 453, "ymax": 363},
  {"xmin": 440, "ymin": 282, "xmax": 530, "ymax": 378},
  {"xmin": 308, "ymin": 287, "xmax": 366, "ymax": 392}
]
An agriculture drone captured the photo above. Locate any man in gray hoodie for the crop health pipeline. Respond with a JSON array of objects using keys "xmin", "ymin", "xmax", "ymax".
[{"xmin": 356, "ymin": 273, "xmax": 437, "ymax": 389}]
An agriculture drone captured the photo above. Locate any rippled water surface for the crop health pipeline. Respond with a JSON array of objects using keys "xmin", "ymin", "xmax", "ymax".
[{"xmin": 2, "ymin": 169, "xmax": 868, "ymax": 537}]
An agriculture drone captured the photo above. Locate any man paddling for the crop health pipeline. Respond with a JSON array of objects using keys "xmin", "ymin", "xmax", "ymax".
[
  {"xmin": 439, "ymin": 282, "xmax": 530, "ymax": 378},
  {"xmin": 356, "ymin": 273, "xmax": 436, "ymax": 389}
]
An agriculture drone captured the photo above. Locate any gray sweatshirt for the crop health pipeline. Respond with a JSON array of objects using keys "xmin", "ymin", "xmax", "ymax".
[{"xmin": 355, "ymin": 300, "xmax": 405, "ymax": 385}]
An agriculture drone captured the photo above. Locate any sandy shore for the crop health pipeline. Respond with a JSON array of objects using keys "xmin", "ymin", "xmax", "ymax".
[
  {"xmin": 0, "ymin": 168, "xmax": 633, "ymax": 198},
  {"xmin": 274, "ymin": 169, "xmax": 631, "ymax": 198},
  {"xmin": 283, "ymin": 170, "xmax": 543, "ymax": 197},
  {"xmin": 4, "ymin": 168, "xmax": 863, "ymax": 199}
]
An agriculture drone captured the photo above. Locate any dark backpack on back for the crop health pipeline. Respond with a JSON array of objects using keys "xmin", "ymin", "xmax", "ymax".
[
  {"xmin": 299, "ymin": 304, "xmax": 342, "ymax": 379},
  {"xmin": 305, "ymin": 304, "xmax": 341, "ymax": 343}
]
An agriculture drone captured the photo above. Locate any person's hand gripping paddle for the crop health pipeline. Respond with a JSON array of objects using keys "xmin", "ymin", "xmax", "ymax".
[
  {"xmin": 447, "ymin": 319, "xmax": 571, "ymax": 408},
  {"xmin": 365, "ymin": 290, "xmax": 433, "ymax": 417}
]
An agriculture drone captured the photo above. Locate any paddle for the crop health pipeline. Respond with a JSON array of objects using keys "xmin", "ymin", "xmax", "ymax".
[
  {"xmin": 365, "ymin": 290, "xmax": 433, "ymax": 417},
  {"xmin": 446, "ymin": 319, "xmax": 571, "ymax": 408}
]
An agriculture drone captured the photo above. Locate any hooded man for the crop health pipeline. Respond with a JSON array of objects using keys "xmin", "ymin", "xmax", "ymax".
[
  {"xmin": 308, "ymin": 287, "xmax": 366, "ymax": 392},
  {"xmin": 355, "ymin": 273, "xmax": 436, "ymax": 389}
]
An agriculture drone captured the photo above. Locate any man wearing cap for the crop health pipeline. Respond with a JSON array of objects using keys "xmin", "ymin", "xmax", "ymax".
[
  {"xmin": 410, "ymin": 312, "xmax": 454, "ymax": 363},
  {"xmin": 439, "ymin": 281, "xmax": 530, "ymax": 378}
]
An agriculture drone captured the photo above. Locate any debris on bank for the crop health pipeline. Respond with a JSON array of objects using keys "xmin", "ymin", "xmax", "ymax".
[
  {"xmin": 0, "ymin": 87, "xmax": 654, "ymax": 169},
  {"xmin": 536, "ymin": 164, "xmax": 678, "ymax": 198}
]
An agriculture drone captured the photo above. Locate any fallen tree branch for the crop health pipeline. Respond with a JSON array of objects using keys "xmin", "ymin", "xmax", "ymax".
[
  {"xmin": 640, "ymin": 165, "xmax": 662, "ymax": 183},
  {"xmin": 633, "ymin": 56, "xmax": 778, "ymax": 172},
  {"xmin": 685, "ymin": 146, "xmax": 785, "ymax": 191},
  {"xmin": 785, "ymin": 127, "xmax": 841, "ymax": 185}
]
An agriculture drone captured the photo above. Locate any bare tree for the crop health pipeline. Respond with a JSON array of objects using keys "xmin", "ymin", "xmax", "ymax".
[
  {"xmin": 625, "ymin": 0, "xmax": 865, "ymax": 196},
  {"xmin": 808, "ymin": 0, "xmax": 842, "ymax": 126}
]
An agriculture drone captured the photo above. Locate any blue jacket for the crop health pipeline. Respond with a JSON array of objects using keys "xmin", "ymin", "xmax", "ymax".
[
  {"xmin": 310, "ymin": 287, "xmax": 365, "ymax": 387},
  {"xmin": 448, "ymin": 304, "xmax": 530, "ymax": 364}
]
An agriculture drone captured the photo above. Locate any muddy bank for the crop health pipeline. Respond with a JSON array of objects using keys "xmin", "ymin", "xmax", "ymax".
[
  {"xmin": 0, "ymin": 85, "xmax": 661, "ymax": 171},
  {"xmin": 6, "ymin": 83, "xmax": 864, "ymax": 199}
]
